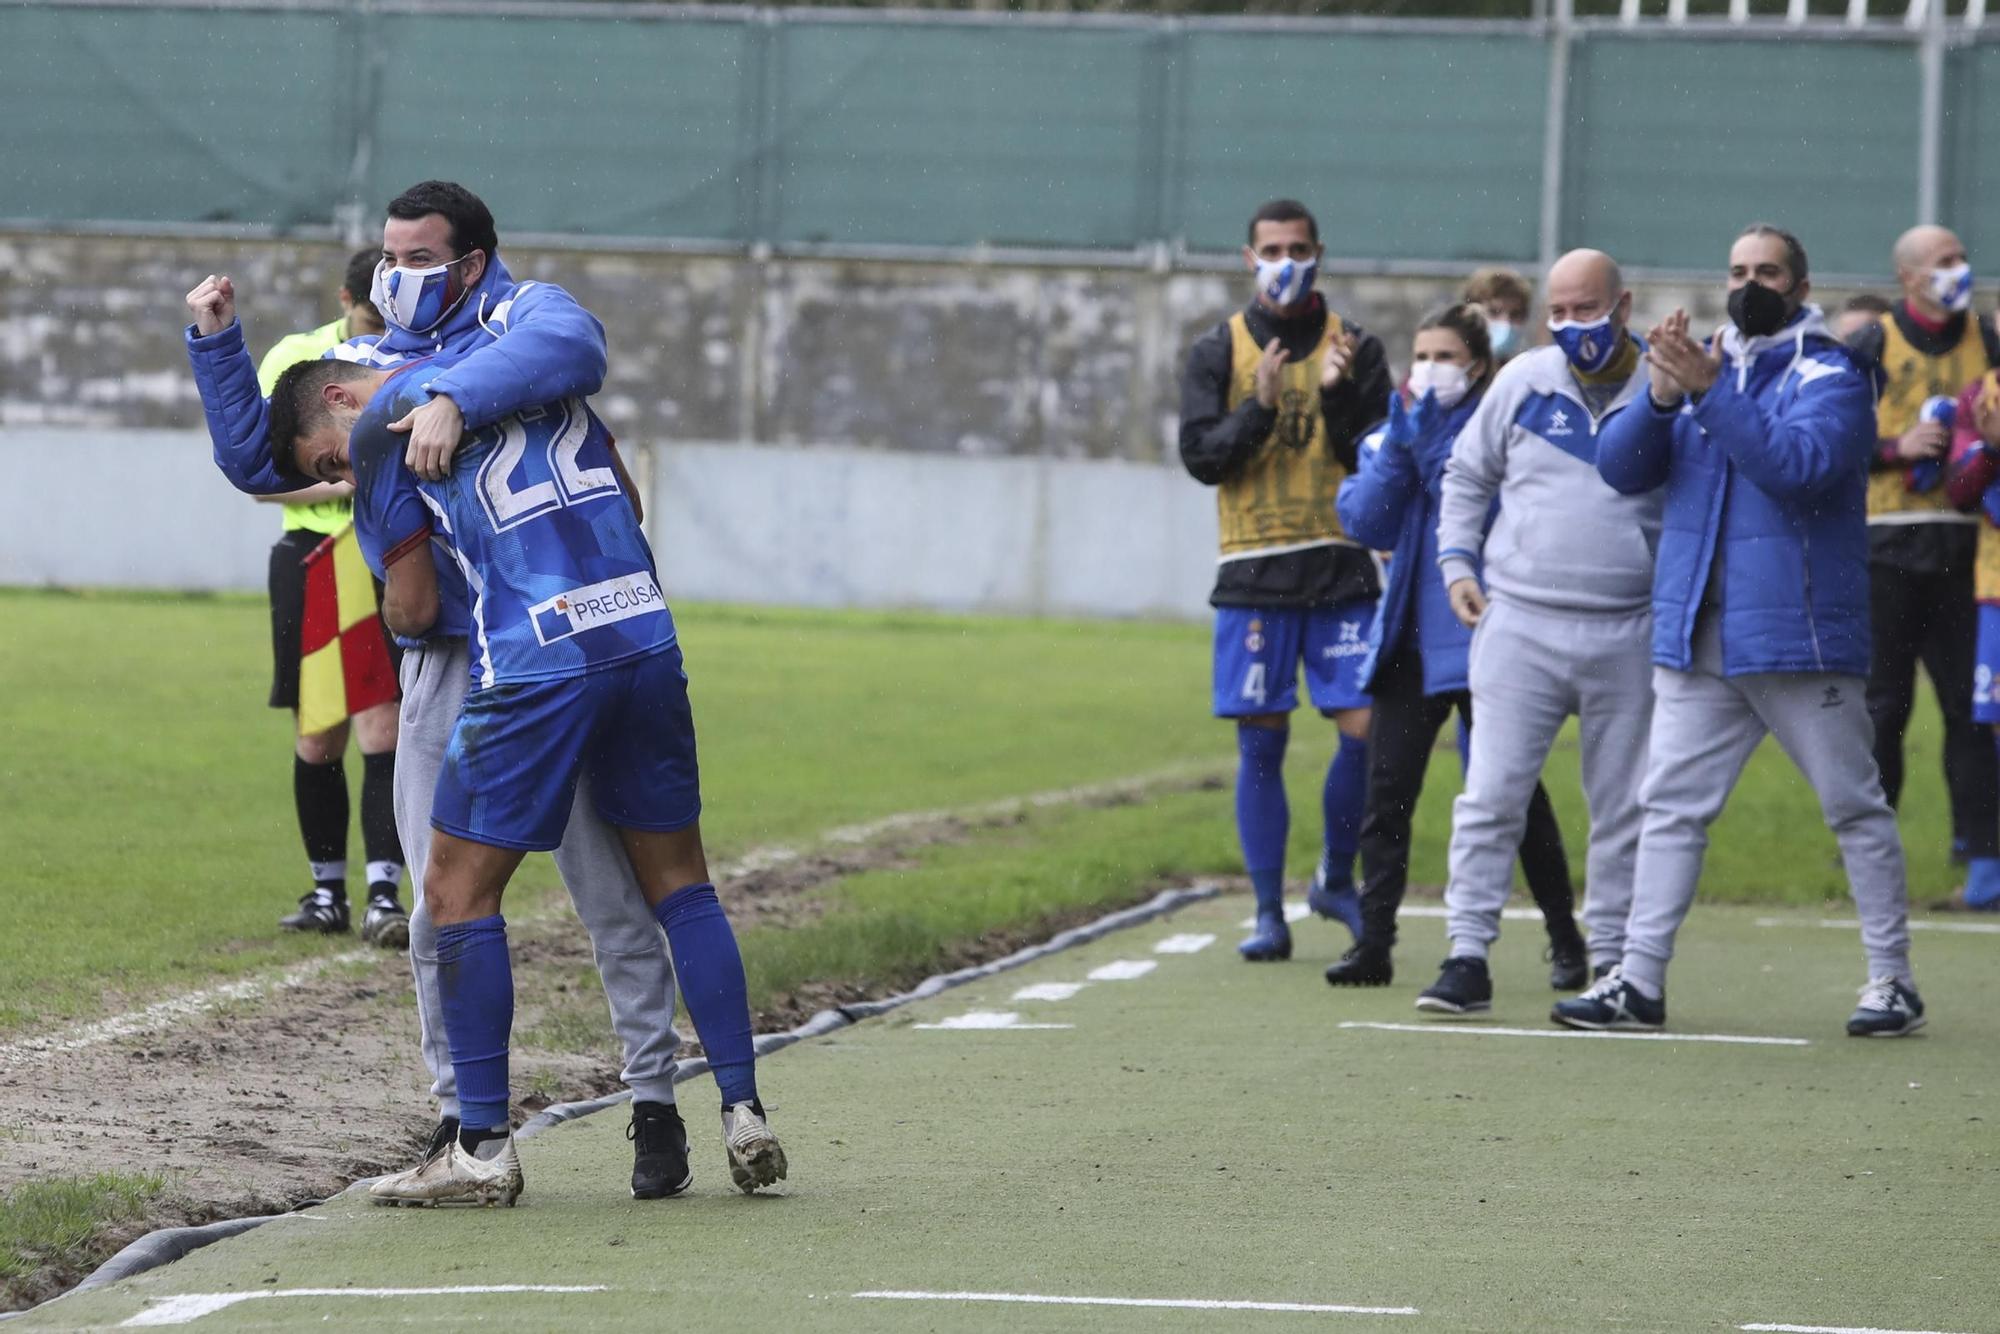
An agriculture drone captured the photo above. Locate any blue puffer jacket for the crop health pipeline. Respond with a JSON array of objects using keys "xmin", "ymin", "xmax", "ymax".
[
  {"xmin": 1338, "ymin": 389, "xmax": 1483, "ymax": 695},
  {"xmin": 1596, "ymin": 306, "xmax": 1877, "ymax": 677},
  {"xmin": 185, "ymin": 254, "xmax": 608, "ymax": 495}
]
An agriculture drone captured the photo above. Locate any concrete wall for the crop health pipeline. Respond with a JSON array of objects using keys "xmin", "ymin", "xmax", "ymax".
[
  {"xmin": 0, "ymin": 431, "xmax": 1221, "ymax": 619},
  {"xmin": 1, "ymin": 232, "xmax": 1793, "ymax": 460}
]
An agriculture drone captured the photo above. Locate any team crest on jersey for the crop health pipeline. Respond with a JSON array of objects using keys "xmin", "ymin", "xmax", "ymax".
[
  {"xmin": 1274, "ymin": 387, "xmax": 1316, "ymax": 451},
  {"xmin": 1245, "ymin": 619, "xmax": 1265, "ymax": 653},
  {"xmin": 1546, "ymin": 408, "xmax": 1573, "ymax": 437},
  {"xmin": 529, "ymin": 573, "xmax": 665, "ymax": 646}
]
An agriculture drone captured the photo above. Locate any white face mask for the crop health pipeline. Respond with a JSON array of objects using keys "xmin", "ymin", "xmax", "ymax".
[
  {"xmin": 1408, "ymin": 359, "xmax": 1472, "ymax": 409},
  {"xmin": 1253, "ymin": 256, "xmax": 1317, "ymax": 307}
]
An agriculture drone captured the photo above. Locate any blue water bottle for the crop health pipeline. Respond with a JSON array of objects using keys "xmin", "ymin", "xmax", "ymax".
[{"xmin": 1913, "ymin": 395, "xmax": 1956, "ymax": 493}]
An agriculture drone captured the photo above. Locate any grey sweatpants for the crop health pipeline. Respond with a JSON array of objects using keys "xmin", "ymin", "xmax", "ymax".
[
  {"xmin": 396, "ymin": 639, "xmax": 683, "ymax": 1118},
  {"xmin": 1444, "ymin": 597, "xmax": 1655, "ymax": 966},
  {"xmin": 1620, "ymin": 615, "xmax": 1913, "ymax": 995}
]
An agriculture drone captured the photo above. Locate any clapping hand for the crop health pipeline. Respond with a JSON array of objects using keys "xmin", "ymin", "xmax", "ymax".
[
  {"xmin": 1321, "ymin": 329, "xmax": 1359, "ymax": 391},
  {"xmin": 1645, "ymin": 308, "xmax": 1720, "ymax": 402}
]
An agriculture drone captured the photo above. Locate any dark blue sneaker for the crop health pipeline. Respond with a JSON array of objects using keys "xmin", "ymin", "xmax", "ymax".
[
  {"xmin": 1237, "ymin": 912, "xmax": 1293, "ymax": 962},
  {"xmin": 1415, "ymin": 956, "xmax": 1492, "ymax": 1016},
  {"xmin": 1306, "ymin": 857, "xmax": 1364, "ymax": 942},
  {"xmin": 1550, "ymin": 967, "xmax": 1664, "ymax": 1030},
  {"xmin": 1846, "ymin": 977, "xmax": 1926, "ymax": 1038}
]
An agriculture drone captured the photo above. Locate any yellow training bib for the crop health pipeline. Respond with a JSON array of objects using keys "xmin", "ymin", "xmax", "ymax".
[
  {"xmin": 1217, "ymin": 312, "xmax": 1351, "ymax": 557},
  {"xmin": 1870, "ymin": 310, "xmax": 1991, "ymax": 520}
]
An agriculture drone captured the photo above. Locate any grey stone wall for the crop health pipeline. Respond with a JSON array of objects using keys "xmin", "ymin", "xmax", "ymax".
[{"xmin": 2, "ymin": 231, "xmax": 1853, "ymax": 454}]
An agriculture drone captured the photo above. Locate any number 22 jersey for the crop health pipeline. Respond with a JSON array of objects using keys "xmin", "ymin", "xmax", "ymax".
[{"xmin": 350, "ymin": 369, "xmax": 676, "ymax": 689}]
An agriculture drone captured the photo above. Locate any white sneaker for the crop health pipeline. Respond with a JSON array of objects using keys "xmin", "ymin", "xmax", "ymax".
[
  {"xmin": 722, "ymin": 1102, "xmax": 788, "ymax": 1194},
  {"xmin": 368, "ymin": 1132, "xmax": 524, "ymax": 1208}
]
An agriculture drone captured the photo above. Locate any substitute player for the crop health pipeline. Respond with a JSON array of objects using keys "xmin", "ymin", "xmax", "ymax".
[
  {"xmin": 1847, "ymin": 226, "xmax": 2000, "ymax": 892},
  {"xmin": 1178, "ymin": 199, "xmax": 1392, "ymax": 962},
  {"xmin": 270, "ymin": 356, "xmax": 786, "ymax": 1205},
  {"xmin": 252, "ymin": 247, "xmax": 408, "ymax": 944},
  {"xmin": 1942, "ymin": 368, "xmax": 2000, "ymax": 911}
]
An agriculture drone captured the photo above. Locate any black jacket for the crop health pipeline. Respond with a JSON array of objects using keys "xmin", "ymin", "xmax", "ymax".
[{"xmin": 1179, "ymin": 294, "xmax": 1392, "ymax": 608}]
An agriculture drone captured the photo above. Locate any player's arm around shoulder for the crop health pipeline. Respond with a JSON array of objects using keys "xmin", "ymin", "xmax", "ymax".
[
  {"xmin": 348, "ymin": 388, "xmax": 437, "ymax": 623},
  {"xmin": 422, "ymin": 280, "xmax": 609, "ymax": 430}
]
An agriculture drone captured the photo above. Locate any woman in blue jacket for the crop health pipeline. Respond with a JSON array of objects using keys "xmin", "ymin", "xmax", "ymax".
[{"xmin": 1324, "ymin": 304, "xmax": 1586, "ymax": 991}]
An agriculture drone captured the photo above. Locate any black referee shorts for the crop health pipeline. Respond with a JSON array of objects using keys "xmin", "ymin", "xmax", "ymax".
[{"xmin": 267, "ymin": 529, "xmax": 399, "ymax": 712}]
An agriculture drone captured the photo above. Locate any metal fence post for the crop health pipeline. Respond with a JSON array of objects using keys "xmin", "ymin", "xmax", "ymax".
[
  {"xmin": 1537, "ymin": 0, "xmax": 1573, "ymax": 272},
  {"xmin": 1916, "ymin": 0, "xmax": 1945, "ymax": 225},
  {"xmin": 334, "ymin": 0, "xmax": 381, "ymax": 243}
]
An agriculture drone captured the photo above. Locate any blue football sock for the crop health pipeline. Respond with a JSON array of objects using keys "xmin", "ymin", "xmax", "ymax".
[
  {"xmin": 435, "ymin": 915, "xmax": 513, "ymax": 1133},
  {"xmin": 1235, "ymin": 724, "xmax": 1290, "ymax": 917},
  {"xmin": 1322, "ymin": 733, "xmax": 1367, "ymax": 888},
  {"xmin": 653, "ymin": 884, "xmax": 758, "ymax": 1107},
  {"xmin": 1457, "ymin": 716, "xmax": 1472, "ymax": 776}
]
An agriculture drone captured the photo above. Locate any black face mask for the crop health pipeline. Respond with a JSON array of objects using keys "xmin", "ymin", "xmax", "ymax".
[{"xmin": 1728, "ymin": 281, "xmax": 1792, "ymax": 338}]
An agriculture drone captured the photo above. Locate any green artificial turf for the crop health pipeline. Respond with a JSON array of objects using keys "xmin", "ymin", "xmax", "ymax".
[{"xmin": 32, "ymin": 897, "xmax": 1998, "ymax": 1333}]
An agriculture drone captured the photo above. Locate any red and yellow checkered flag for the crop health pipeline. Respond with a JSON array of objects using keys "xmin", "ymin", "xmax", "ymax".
[{"xmin": 297, "ymin": 524, "xmax": 399, "ymax": 736}]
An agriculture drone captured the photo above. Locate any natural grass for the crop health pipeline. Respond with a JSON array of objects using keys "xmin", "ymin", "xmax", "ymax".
[
  {"xmin": 0, "ymin": 588, "xmax": 1221, "ymax": 1032},
  {"xmin": 0, "ymin": 586, "xmax": 1963, "ymax": 1037},
  {"xmin": 0, "ymin": 1172, "xmax": 167, "ymax": 1302}
]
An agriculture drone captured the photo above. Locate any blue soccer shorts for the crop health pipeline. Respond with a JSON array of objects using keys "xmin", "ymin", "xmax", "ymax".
[
  {"xmin": 432, "ymin": 645, "xmax": 703, "ymax": 852},
  {"xmin": 1975, "ymin": 605, "xmax": 2000, "ymax": 726},
  {"xmin": 1212, "ymin": 601, "xmax": 1375, "ymax": 718}
]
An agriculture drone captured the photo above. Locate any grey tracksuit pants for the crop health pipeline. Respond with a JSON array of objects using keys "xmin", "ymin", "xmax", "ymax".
[
  {"xmin": 396, "ymin": 639, "xmax": 683, "ymax": 1118},
  {"xmin": 1444, "ymin": 597, "xmax": 1655, "ymax": 966},
  {"xmin": 1619, "ymin": 614, "xmax": 1913, "ymax": 995}
]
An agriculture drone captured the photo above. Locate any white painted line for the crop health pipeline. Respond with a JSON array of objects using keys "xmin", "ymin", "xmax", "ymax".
[
  {"xmin": 1154, "ymin": 933, "xmax": 1217, "ymax": 954},
  {"xmin": 1397, "ymin": 904, "xmax": 1545, "ymax": 922},
  {"xmin": 855, "ymin": 1290, "xmax": 1418, "ymax": 1317},
  {"xmin": 1741, "ymin": 1323, "xmax": 1979, "ymax": 1334},
  {"xmin": 122, "ymin": 1285, "xmax": 607, "ymax": 1327},
  {"xmin": 912, "ymin": 1011, "xmax": 1073, "ymax": 1031},
  {"xmin": 1338, "ymin": 1021, "xmax": 1809, "ymax": 1048},
  {"xmin": 1011, "ymin": 982, "xmax": 1088, "ymax": 1002},
  {"xmin": 1237, "ymin": 904, "xmax": 1544, "ymax": 929},
  {"xmin": 1238, "ymin": 904, "xmax": 1312, "ymax": 927},
  {"xmin": 1087, "ymin": 960, "xmax": 1158, "ymax": 981},
  {"xmin": 1755, "ymin": 916, "xmax": 2000, "ymax": 936},
  {"xmin": 0, "ymin": 952, "xmax": 371, "ymax": 1066}
]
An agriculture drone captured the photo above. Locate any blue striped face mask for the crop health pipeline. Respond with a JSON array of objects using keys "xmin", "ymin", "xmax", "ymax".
[
  {"xmin": 1255, "ymin": 256, "xmax": 1317, "ymax": 307},
  {"xmin": 371, "ymin": 253, "xmax": 478, "ymax": 334}
]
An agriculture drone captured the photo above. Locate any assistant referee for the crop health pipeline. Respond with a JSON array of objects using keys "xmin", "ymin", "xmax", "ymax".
[{"xmin": 253, "ymin": 247, "xmax": 409, "ymax": 946}]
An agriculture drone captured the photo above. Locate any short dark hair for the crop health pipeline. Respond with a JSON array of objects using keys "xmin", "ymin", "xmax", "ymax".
[
  {"xmin": 1840, "ymin": 292, "xmax": 1894, "ymax": 317},
  {"xmin": 1417, "ymin": 301, "xmax": 1495, "ymax": 383},
  {"xmin": 341, "ymin": 247, "xmax": 379, "ymax": 307},
  {"xmin": 1247, "ymin": 199, "xmax": 1318, "ymax": 246},
  {"xmin": 385, "ymin": 180, "xmax": 499, "ymax": 260},
  {"xmin": 268, "ymin": 357, "xmax": 372, "ymax": 484},
  {"xmin": 1739, "ymin": 223, "xmax": 1809, "ymax": 286}
]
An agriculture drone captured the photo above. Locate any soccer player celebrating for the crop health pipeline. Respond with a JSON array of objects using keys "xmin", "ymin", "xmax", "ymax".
[
  {"xmin": 186, "ymin": 182, "xmax": 693, "ymax": 1199},
  {"xmin": 270, "ymin": 357, "xmax": 786, "ymax": 1204},
  {"xmin": 1178, "ymin": 199, "xmax": 1392, "ymax": 962},
  {"xmin": 1577, "ymin": 225, "xmax": 1922, "ymax": 1036}
]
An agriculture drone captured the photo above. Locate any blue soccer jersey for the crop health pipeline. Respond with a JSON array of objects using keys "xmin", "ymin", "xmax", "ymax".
[{"xmin": 349, "ymin": 370, "xmax": 675, "ymax": 688}]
